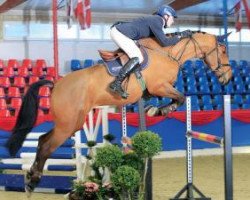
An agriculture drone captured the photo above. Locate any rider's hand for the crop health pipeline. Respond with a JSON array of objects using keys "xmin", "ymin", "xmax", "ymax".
[{"xmin": 179, "ymin": 30, "xmax": 193, "ymax": 38}]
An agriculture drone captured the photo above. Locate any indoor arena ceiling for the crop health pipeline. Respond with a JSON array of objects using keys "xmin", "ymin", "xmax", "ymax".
[{"xmin": 0, "ymin": 0, "xmax": 249, "ymax": 16}]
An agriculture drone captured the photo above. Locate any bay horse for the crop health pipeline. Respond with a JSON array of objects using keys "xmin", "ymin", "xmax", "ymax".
[{"xmin": 6, "ymin": 31, "xmax": 232, "ymax": 194}]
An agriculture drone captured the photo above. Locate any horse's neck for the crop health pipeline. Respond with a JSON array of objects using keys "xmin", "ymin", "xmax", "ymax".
[
  {"xmin": 170, "ymin": 37, "xmax": 210, "ymax": 64},
  {"xmin": 140, "ymin": 35, "xmax": 212, "ymax": 65}
]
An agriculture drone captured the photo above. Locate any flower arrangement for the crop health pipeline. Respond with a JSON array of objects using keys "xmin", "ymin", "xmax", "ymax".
[{"xmin": 67, "ymin": 131, "xmax": 162, "ymax": 200}]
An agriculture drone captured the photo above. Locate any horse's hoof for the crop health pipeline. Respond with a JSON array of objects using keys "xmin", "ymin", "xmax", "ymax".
[
  {"xmin": 160, "ymin": 107, "xmax": 170, "ymax": 116},
  {"xmin": 24, "ymin": 171, "xmax": 37, "ymax": 195},
  {"xmin": 147, "ymin": 107, "xmax": 159, "ymax": 116},
  {"xmin": 25, "ymin": 185, "xmax": 33, "ymax": 198}
]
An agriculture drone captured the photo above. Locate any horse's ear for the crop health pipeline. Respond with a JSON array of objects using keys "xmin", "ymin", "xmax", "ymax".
[{"xmin": 216, "ymin": 32, "xmax": 232, "ymax": 43}]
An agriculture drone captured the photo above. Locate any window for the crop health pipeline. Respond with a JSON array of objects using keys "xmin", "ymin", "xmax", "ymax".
[
  {"xmin": 79, "ymin": 24, "xmax": 102, "ymax": 40},
  {"xmin": 200, "ymin": 27, "xmax": 220, "ymax": 35},
  {"xmin": 241, "ymin": 29, "xmax": 250, "ymax": 42},
  {"xmin": 3, "ymin": 22, "xmax": 28, "ymax": 39},
  {"xmin": 227, "ymin": 28, "xmax": 240, "ymax": 42},
  {"xmin": 58, "ymin": 24, "xmax": 77, "ymax": 39},
  {"xmin": 103, "ymin": 24, "xmax": 112, "ymax": 40},
  {"xmin": 164, "ymin": 27, "xmax": 178, "ymax": 34},
  {"xmin": 29, "ymin": 23, "xmax": 52, "ymax": 39}
]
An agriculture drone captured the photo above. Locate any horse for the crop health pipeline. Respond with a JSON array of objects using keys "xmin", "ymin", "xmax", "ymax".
[{"xmin": 6, "ymin": 31, "xmax": 232, "ymax": 194}]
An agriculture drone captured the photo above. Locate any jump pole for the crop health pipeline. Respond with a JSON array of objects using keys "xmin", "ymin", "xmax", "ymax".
[{"xmin": 171, "ymin": 95, "xmax": 233, "ymax": 200}]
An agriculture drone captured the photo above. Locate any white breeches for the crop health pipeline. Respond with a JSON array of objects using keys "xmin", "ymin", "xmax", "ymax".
[{"xmin": 110, "ymin": 27, "xmax": 143, "ymax": 63}]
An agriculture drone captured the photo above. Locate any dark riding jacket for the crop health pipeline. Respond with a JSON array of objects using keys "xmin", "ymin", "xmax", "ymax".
[{"xmin": 114, "ymin": 15, "xmax": 180, "ymax": 47}]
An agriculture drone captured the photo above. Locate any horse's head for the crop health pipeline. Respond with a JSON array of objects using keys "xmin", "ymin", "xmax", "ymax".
[{"xmin": 202, "ymin": 33, "xmax": 232, "ymax": 85}]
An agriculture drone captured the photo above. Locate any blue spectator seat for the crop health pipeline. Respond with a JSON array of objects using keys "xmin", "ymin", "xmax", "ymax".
[
  {"xmin": 241, "ymin": 67, "xmax": 250, "ymax": 77},
  {"xmin": 148, "ymin": 97, "xmax": 160, "ymax": 107},
  {"xmin": 195, "ymin": 68, "xmax": 206, "ymax": 77},
  {"xmin": 231, "ymin": 104, "xmax": 240, "ymax": 110},
  {"xmin": 83, "ymin": 59, "xmax": 94, "ymax": 68},
  {"xmin": 201, "ymin": 95, "xmax": 212, "ymax": 105},
  {"xmin": 203, "ymin": 104, "xmax": 213, "ymax": 110},
  {"xmin": 235, "ymin": 84, "xmax": 245, "ymax": 93},
  {"xmin": 133, "ymin": 105, "xmax": 139, "ymax": 113},
  {"xmin": 175, "ymin": 83, "xmax": 185, "ymax": 93},
  {"xmin": 210, "ymin": 76, "xmax": 220, "ymax": 85},
  {"xmin": 186, "ymin": 76, "xmax": 196, "ymax": 84},
  {"xmin": 206, "ymin": 70, "xmax": 216, "ymax": 79},
  {"xmin": 197, "ymin": 76, "xmax": 209, "ymax": 86},
  {"xmin": 242, "ymin": 104, "xmax": 250, "ymax": 109},
  {"xmin": 244, "ymin": 76, "xmax": 250, "ymax": 85},
  {"xmin": 223, "ymin": 82, "xmax": 234, "ymax": 94},
  {"xmin": 71, "ymin": 59, "xmax": 82, "ymax": 71},
  {"xmin": 244, "ymin": 95, "xmax": 250, "ymax": 103},
  {"xmin": 229, "ymin": 60, "xmax": 237, "ymax": 68},
  {"xmin": 213, "ymin": 95, "xmax": 223, "ymax": 105},
  {"xmin": 191, "ymin": 96, "xmax": 199, "ymax": 105},
  {"xmin": 177, "ymin": 104, "xmax": 186, "ymax": 111},
  {"xmin": 186, "ymin": 85, "xmax": 197, "ymax": 94},
  {"xmin": 245, "ymin": 84, "xmax": 250, "ymax": 93},
  {"xmin": 183, "ymin": 60, "xmax": 193, "ymax": 68},
  {"xmin": 232, "ymin": 67, "xmax": 240, "ymax": 76},
  {"xmin": 199, "ymin": 84, "xmax": 210, "ymax": 93},
  {"xmin": 233, "ymin": 75, "xmax": 243, "ymax": 83},
  {"xmin": 233, "ymin": 95, "xmax": 243, "ymax": 104},
  {"xmin": 194, "ymin": 60, "xmax": 205, "ymax": 69},
  {"xmin": 239, "ymin": 60, "xmax": 248, "ymax": 68},
  {"xmin": 215, "ymin": 104, "xmax": 223, "ymax": 110},
  {"xmin": 211, "ymin": 84, "xmax": 222, "ymax": 94},
  {"xmin": 192, "ymin": 104, "xmax": 201, "ymax": 111},
  {"xmin": 160, "ymin": 97, "xmax": 172, "ymax": 105}
]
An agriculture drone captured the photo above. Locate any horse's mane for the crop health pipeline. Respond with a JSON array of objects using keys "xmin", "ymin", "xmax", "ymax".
[{"xmin": 165, "ymin": 30, "xmax": 207, "ymax": 38}]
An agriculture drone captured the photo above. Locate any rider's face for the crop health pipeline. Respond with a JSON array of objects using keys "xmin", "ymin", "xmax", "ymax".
[{"xmin": 164, "ymin": 15, "xmax": 174, "ymax": 27}]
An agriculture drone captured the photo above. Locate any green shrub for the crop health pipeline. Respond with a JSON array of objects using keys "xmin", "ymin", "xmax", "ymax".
[
  {"xmin": 111, "ymin": 165, "xmax": 140, "ymax": 193},
  {"xmin": 122, "ymin": 152, "xmax": 144, "ymax": 172},
  {"xmin": 132, "ymin": 131, "xmax": 162, "ymax": 158},
  {"xmin": 95, "ymin": 145, "xmax": 123, "ymax": 172}
]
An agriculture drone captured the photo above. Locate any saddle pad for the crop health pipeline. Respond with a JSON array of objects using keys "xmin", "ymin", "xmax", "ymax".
[{"xmin": 103, "ymin": 46, "xmax": 149, "ymax": 76}]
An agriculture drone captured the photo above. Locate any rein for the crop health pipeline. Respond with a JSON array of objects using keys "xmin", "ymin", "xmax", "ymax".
[{"xmin": 141, "ymin": 34, "xmax": 231, "ymax": 82}]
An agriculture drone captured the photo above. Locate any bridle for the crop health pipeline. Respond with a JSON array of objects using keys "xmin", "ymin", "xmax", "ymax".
[
  {"xmin": 202, "ymin": 39, "xmax": 232, "ymax": 79},
  {"xmin": 142, "ymin": 34, "xmax": 232, "ymax": 83}
]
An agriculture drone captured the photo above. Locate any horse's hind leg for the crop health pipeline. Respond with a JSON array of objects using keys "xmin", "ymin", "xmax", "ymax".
[
  {"xmin": 25, "ymin": 126, "xmax": 75, "ymax": 194},
  {"xmin": 148, "ymin": 83, "xmax": 185, "ymax": 116}
]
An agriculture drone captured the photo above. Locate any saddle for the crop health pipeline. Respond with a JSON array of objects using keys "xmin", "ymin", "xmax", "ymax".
[{"xmin": 98, "ymin": 45, "xmax": 149, "ymax": 76}]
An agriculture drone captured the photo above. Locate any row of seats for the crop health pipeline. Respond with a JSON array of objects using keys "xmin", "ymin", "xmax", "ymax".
[
  {"xmin": 0, "ymin": 86, "xmax": 51, "ymax": 99},
  {"xmin": 132, "ymin": 94, "xmax": 250, "ymax": 112},
  {"xmin": 0, "ymin": 97, "xmax": 50, "ymax": 110},
  {"xmin": 185, "ymin": 59, "xmax": 249, "ymax": 70},
  {"xmin": 0, "ymin": 66, "xmax": 56, "ymax": 78},
  {"xmin": 0, "ymin": 108, "xmax": 49, "ymax": 118},
  {"xmin": 0, "ymin": 59, "xmax": 48, "ymax": 70},
  {"xmin": 0, "ymin": 76, "xmax": 54, "ymax": 88},
  {"xmin": 71, "ymin": 59, "xmax": 103, "ymax": 71}
]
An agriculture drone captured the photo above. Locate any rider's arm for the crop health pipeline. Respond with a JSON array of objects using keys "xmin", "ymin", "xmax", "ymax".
[{"xmin": 149, "ymin": 17, "xmax": 180, "ymax": 47}]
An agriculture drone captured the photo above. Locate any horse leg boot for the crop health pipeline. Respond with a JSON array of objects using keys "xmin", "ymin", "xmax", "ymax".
[
  {"xmin": 109, "ymin": 57, "xmax": 140, "ymax": 99},
  {"xmin": 25, "ymin": 127, "xmax": 73, "ymax": 195},
  {"xmin": 25, "ymin": 131, "xmax": 52, "ymax": 195}
]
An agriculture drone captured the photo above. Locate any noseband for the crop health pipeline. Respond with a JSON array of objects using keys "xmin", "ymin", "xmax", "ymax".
[{"xmin": 204, "ymin": 42, "xmax": 231, "ymax": 82}]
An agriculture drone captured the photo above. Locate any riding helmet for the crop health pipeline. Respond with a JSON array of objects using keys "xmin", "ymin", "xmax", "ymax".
[{"xmin": 156, "ymin": 5, "xmax": 177, "ymax": 18}]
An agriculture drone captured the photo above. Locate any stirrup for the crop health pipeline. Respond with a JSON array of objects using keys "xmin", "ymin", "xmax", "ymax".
[{"xmin": 109, "ymin": 82, "xmax": 129, "ymax": 99}]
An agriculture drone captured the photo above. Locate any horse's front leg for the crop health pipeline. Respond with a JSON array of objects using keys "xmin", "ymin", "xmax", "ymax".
[{"xmin": 147, "ymin": 83, "xmax": 185, "ymax": 116}]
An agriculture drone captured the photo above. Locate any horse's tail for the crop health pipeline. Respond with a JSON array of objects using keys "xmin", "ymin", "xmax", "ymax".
[{"xmin": 6, "ymin": 79, "xmax": 54, "ymax": 157}]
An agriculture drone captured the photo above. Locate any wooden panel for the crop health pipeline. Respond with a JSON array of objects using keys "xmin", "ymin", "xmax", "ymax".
[
  {"xmin": 169, "ymin": 0, "xmax": 209, "ymax": 10},
  {"xmin": 0, "ymin": 0, "xmax": 27, "ymax": 13}
]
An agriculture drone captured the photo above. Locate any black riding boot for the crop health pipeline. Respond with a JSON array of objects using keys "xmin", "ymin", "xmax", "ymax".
[{"xmin": 109, "ymin": 57, "xmax": 140, "ymax": 99}]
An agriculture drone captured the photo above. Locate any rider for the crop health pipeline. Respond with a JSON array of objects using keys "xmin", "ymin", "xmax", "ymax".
[{"xmin": 109, "ymin": 5, "xmax": 192, "ymax": 99}]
